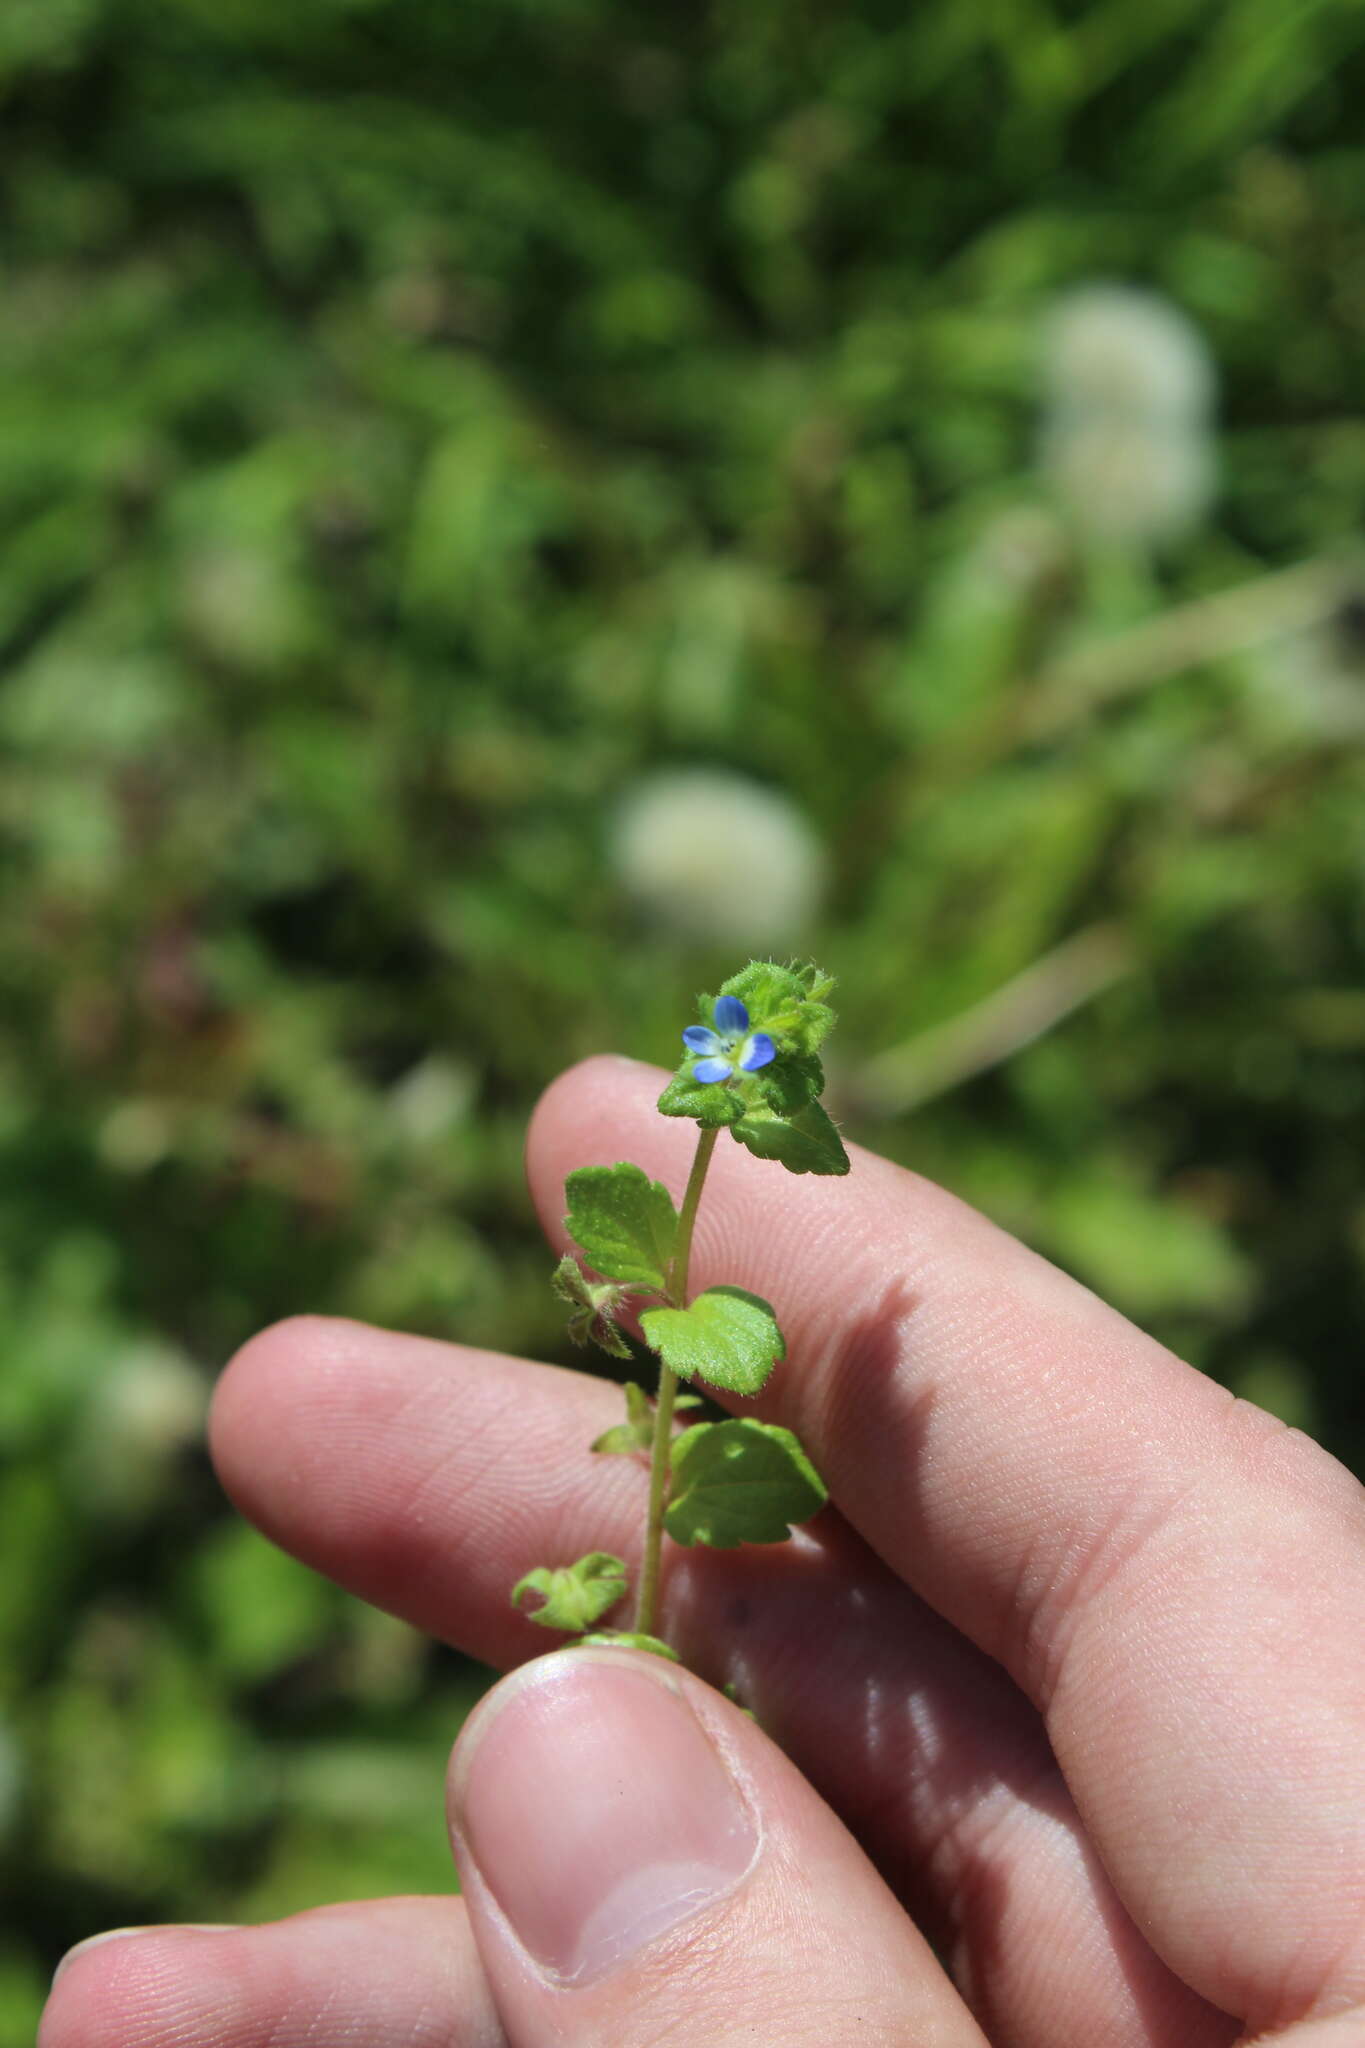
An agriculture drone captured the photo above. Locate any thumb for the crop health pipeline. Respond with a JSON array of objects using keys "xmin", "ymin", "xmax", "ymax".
[{"xmin": 447, "ymin": 1646, "xmax": 986, "ymax": 2048}]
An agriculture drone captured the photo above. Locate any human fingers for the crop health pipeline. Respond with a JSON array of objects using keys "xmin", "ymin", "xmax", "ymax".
[
  {"xmin": 527, "ymin": 1055, "xmax": 1365, "ymax": 2033},
  {"xmin": 38, "ymin": 1897, "xmax": 505, "ymax": 2048},
  {"xmin": 448, "ymin": 1644, "xmax": 988, "ymax": 2048},
  {"xmin": 214, "ymin": 1316, "xmax": 1232, "ymax": 2048}
]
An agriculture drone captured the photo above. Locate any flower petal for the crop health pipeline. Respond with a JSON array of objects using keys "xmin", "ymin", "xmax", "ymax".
[
  {"xmin": 683, "ymin": 1025, "xmax": 722, "ymax": 1055},
  {"xmin": 691, "ymin": 1057, "xmax": 733, "ymax": 1084},
  {"xmin": 712, "ymin": 995, "xmax": 750, "ymax": 1036},
  {"xmin": 738, "ymin": 1031, "xmax": 776, "ymax": 1072}
]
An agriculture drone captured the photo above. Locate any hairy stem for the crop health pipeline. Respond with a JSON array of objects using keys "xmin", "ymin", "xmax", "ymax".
[{"xmin": 634, "ymin": 1123, "xmax": 719, "ymax": 1636}]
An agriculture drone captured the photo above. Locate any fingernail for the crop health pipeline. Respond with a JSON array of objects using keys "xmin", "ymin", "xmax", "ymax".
[
  {"xmin": 52, "ymin": 1925, "xmax": 235, "ymax": 1987},
  {"xmin": 451, "ymin": 1651, "xmax": 757, "ymax": 1985}
]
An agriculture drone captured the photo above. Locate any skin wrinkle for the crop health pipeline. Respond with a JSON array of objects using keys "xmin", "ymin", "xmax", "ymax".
[
  {"xmin": 961, "ymin": 1333, "xmax": 1198, "ymax": 1700},
  {"xmin": 383, "ymin": 1387, "xmax": 526, "ymax": 1539},
  {"xmin": 804, "ymin": 1266, "xmax": 1147, "ymax": 1702},
  {"xmin": 937, "ymin": 1747, "xmax": 1076, "ymax": 1894},
  {"xmin": 1281, "ymin": 1897, "xmax": 1365, "ymax": 2035},
  {"xmin": 50, "ymin": 1940, "xmax": 207, "ymax": 2048},
  {"xmin": 929, "ymin": 1716, "xmax": 1237, "ymax": 2048},
  {"xmin": 1020, "ymin": 1458, "xmax": 1215, "ymax": 1715},
  {"xmin": 962, "ymin": 1855, "xmax": 1232, "ymax": 2048},
  {"xmin": 792, "ymin": 1241, "xmax": 1184, "ymax": 1702},
  {"xmin": 289, "ymin": 1955, "xmax": 359, "ymax": 2048},
  {"xmin": 1214, "ymin": 1392, "xmax": 1365, "ymax": 1542},
  {"xmin": 310, "ymin": 1321, "xmax": 545, "ymax": 1524}
]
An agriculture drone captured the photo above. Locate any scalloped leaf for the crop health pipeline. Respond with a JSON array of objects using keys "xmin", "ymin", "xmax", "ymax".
[
  {"xmin": 665, "ymin": 1419, "xmax": 827, "ymax": 1548},
  {"xmin": 656, "ymin": 1067, "xmax": 745, "ymax": 1126},
  {"xmin": 750, "ymin": 1049, "xmax": 826, "ymax": 1116},
  {"xmin": 730, "ymin": 1099, "xmax": 849, "ymax": 1177},
  {"xmin": 564, "ymin": 1163, "xmax": 678, "ymax": 1290},
  {"xmin": 640, "ymin": 1285, "xmax": 784, "ymax": 1395},
  {"xmin": 510, "ymin": 1552, "xmax": 628, "ymax": 1632}
]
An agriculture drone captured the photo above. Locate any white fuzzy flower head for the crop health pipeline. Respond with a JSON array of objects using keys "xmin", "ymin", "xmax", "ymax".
[
  {"xmin": 101, "ymin": 1346, "xmax": 207, "ymax": 1458},
  {"xmin": 74, "ymin": 1345, "xmax": 209, "ymax": 1516},
  {"xmin": 1043, "ymin": 414, "xmax": 1217, "ymax": 545},
  {"xmin": 1043, "ymin": 285, "xmax": 1215, "ymax": 424},
  {"xmin": 1039, "ymin": 284, "xmax": 1219, "ymax": 544},
  {"xmin": 611, "ymin": 769, "xmax": 826, "ymax": 947}
]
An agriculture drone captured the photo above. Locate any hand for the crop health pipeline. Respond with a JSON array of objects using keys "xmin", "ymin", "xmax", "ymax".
[{"xmin": 40, "ymin": 1057, "xmax": 1365, "ymax": 2047}]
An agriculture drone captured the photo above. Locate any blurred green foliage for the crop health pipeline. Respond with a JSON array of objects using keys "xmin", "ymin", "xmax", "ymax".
[{"xmin": 3, "ymin": 0, "xmax": 1365, "ymax": 2033}]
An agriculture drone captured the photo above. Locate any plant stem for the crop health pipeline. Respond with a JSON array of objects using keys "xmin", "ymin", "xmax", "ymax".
[
  {"xmin": 1020, "ymin": 554, "xmax": 1352, "ymax": 740},
  {"xmin": 634, "ymin": 1123, "xmax": 718, "ymax": 1636},
  {"xmin": 854, "ymin": 921, "xmax": 1132, "ymax": 1115}
]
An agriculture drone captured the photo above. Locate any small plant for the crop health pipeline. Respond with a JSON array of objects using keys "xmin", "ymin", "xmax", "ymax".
[{"xmin": 512, "ymin": 960, "xmax": 849, "ymax": 1661}]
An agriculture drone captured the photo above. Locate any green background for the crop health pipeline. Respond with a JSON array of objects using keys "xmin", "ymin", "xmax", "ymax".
[{"xmin": 4, "ymin": 1, "xmax": 1364, "ymax": 2034}]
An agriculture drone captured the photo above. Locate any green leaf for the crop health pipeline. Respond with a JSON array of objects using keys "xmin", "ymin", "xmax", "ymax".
[
  {"xmin": 656, "ymin": 1068, "xmax": 745, "ymax": 1126},
  {"xmin": 510, "ymin": 1552, "xmax": 628, "ymax": 1632},
  {"xmin": 578, "ymin": 1631, "xmax": 680, "ymax": 1662},
  {"xmin": 564, "ymin": 1163, "xmax": 678, "ymax": 1290},
  {"xmin": 591, "ymin": 1381, "xmax": 653, "ymax": 1455},
  {"xmin": 640, "ymin": 1285, "xmax": 785, "ymax": 1395},
  {"xmin": 717, "ymin": 960, "xmax": 836, "ymax": 1054},
  {"xmin": 665, "ymin": 1420, "xmax": 827, "ymax": 1548},
  {"xmin": 751, "ymin": 1049, "xmax": 825, "ymax": 1115},
  {"xmin": 550, "ymin": 1253, "xmax": 632, "ymax": 1359},
  {"xmin": 730, "ymin": 1099, "xmax": 850, "ymax": 1176}
]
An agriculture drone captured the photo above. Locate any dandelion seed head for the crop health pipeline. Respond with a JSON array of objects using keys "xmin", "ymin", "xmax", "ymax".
[
  {"xmin": 1042, "ymin": 284, "xmax": 1216, "ymax": 426},
  {"xmin": 1039, "ymin": 285, "xmax": 1219, "ymax": 545},
  {"xmin": 1042, "ymin": 413, "xmax": 1217, "ymax": 544},
  {"xmin": 611, "ymin": 769, "xmax": 826, "ymax": 946}
]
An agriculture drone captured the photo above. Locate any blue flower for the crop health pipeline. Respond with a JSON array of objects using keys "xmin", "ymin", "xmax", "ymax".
[{"xmin": 682, "ymin": 995, "xmax": 776, "ymax": 1084}]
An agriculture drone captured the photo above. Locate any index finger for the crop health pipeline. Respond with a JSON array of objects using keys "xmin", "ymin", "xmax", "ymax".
[{"xmin": 529, "ymin": 1056, "xmax": 1365, "ymax": 2035}]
